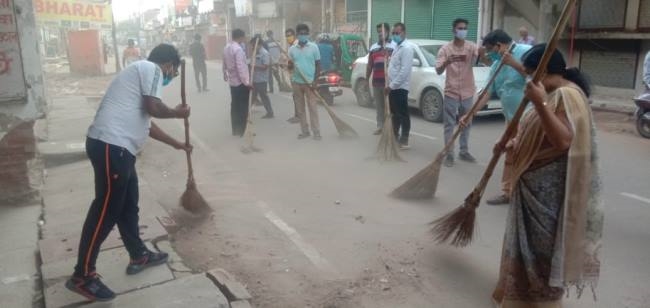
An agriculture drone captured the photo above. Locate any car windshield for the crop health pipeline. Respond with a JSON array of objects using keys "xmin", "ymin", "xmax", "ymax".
[{"xmin": 418, "ymin": 45, "xmax": 441, "ymax": 66}]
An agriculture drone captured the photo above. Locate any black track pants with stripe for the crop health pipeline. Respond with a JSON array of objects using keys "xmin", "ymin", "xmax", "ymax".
[{"xmin": 73, "ymin": 138, "xmax": 147, "ymax": 277}]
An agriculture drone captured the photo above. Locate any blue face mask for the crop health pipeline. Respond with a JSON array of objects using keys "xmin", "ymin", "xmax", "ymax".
[
  {"xmin": 298, "ymin": 34, "xmax": 309, "ymax": 44},
  {"xmin": 391, "ymin": 34, "xmax": 403, "ymax": 44}
]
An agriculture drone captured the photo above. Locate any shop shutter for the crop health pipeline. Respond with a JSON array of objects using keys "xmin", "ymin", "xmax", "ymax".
[
  {"xmin": 431, "ymin": 0, "xmax": 479, "ymax": 42},
  {"xmin": 404, "ymin": 0, "xmax": 433, "ymax": 39},
  {"xmin": 370, "ymin": 0, "xmax": 402, "ymax": 43},
  {"xmin": 581, "ymin": 50, "xmax": 637, "ymax": 89}
]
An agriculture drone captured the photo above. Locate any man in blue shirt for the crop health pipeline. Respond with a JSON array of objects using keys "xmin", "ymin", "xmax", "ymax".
[
  {"xmin": 288, "ymin": 24, "xmax": 322, "ymax": 140},
  {"xmin": 461, "ymin": 29, "xmax": 531, "ymax": 205},
  {"xmin": 317, "ymin": 34, "xmax": 335, "ymax": 72}
]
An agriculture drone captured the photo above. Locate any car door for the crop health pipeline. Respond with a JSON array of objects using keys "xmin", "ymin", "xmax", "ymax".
[{"xmin": 408, "ymin": 46, "xmax": 429, "ymax": 108}]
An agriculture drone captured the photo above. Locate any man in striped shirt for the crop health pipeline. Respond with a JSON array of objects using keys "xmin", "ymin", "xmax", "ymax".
[{"xmin": 367, "ymin": 22, "xmax": 397, "ymax": 135}]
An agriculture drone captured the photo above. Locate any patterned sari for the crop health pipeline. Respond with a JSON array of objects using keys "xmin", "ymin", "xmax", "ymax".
[{"xmin": 492, "ymin": 86, "xmax": 604, "ymax": 307}]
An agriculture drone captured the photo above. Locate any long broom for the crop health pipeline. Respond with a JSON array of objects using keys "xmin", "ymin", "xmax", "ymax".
[
  {"xmin": 273, "ymin": 39, "xmax": 359, "ymax": 138},
  {"xmin": 375, "ymin": 27, "xmax": 404, "ymax": 162},
  {"xmin": 391, "ymin": 44, "xmax": 516, "ymax": 199},
  {"xmin": 241, "ymin": 38, "xmax": 262, "ymax": 154},
  {"xmin": 430, "ymin": 0, "xmax": 578, "ymax": 247},
  {"xmin": 179, "ymin": 60, "xmax": 211, "ymax": 213}
]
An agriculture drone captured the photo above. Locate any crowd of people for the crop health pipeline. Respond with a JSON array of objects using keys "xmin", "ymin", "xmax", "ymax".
[{"xmin": 65, "ymin": 17, "xmax": 603, "ymax": 308}]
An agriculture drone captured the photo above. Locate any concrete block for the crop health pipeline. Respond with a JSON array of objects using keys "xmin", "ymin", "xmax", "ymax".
[
  {"xmin": 39, "ymin": 217, "xmax": 167, "ymax": 265},
  {"xmin": 81, "ymin": 274, "xmax": 229, "ymax": 308},
  {"xmin": 206, "ymin": 268, "xmax": 252, "ymax": 301},
  {"xmin": 230, "ymin": 300, "xmax": 253, "ymax": 308},
  {"xmin": 0, "ymin": 202, "xmax": 41, "ymax": 225},
  {"xmin": 0, "ymin": 219, "xmax": 39, "ymax": 251},
  {"xmin": 155, "ymin": 240, "xmax": 192, "ymax": 274},
  {"xmin": 0, "ymin": 279, "xmax": 37, "ymax": 308},
  {"xmin": 43, "ymin": 243, "xmax": 174, "ymax": 308},
  {"xmin": 0, "ymin": 247, "xmax": 38, "ymax": 281},
  {"xmin": 156, "ymin": 216, "xmax": 180, "ymax": 234}
]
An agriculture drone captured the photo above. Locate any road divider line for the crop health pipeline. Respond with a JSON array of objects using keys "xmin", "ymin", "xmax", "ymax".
[
  {"xmin": 256, "ymin": 201, "xmax": 340, "ymax": 277},
  {"xmin": 621, "ymin": 192, "xmax": 650, "ymax": 205}
]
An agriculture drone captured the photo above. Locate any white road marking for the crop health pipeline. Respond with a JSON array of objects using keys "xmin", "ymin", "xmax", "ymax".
[
  {"xmin": 173, "ymin": 121, "xmax": 340, "ymax": 277},
  {"xmin": 256, "ymin": 201, "xmax": 340, "ymax": 277},
  {"xmin": 621, "ymin": 192, "xmax": 650, "ymax": 205}
]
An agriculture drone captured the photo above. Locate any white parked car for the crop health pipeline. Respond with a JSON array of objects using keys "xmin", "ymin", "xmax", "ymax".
[{"xmin": 351, "ymin": 39, "xmax": 502, "ymax": 122}]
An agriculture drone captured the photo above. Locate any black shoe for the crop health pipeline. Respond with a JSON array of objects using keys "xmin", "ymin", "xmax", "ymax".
[
  {"xmin": 298, "ymin": 132, "xmax": 311, "ymax": 139},
  {"xmin": 444, "ymin": 155, "xmax": 454, "ymax": 167},
  {"xmin": 458, "ymin": 152, "xmax": 477, "ymax": 163},
  {"xmin": 262, "ymin": 113, "xmax": 274, "ymax": 119},
  {"xmin": 65, "ymin": 273, "xmax": 116, "ymax": 302},
  {"xmin": 126, "ymin": 250, "xmax": 169, "ymax": 275},
  {"xmin": 287, "ymin": 117, "xmax": 300, "ymax": 124}
]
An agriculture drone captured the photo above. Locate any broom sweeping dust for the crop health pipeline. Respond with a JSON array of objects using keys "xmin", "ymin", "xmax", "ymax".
[
  {"xmin": 391, "ymin": 44, "xmax": 516, "ymax": 199},
  {"xmin": 375, "ymin": 27, "xmax": 404, "ymax": 162},
  {"xmin": 179, "ymin": 60, "xmax": 211, "ymax": 213},
  {"xmin": 273, "ymin": 39, "xmax": 359, "ymax": 138},
  {"xmin": 430, "ymin": 0, "xmax": 578, "ymax": 247},
  {"xmin": 241, "ymin": 38, "xmax": 263, "ymax": 154}
]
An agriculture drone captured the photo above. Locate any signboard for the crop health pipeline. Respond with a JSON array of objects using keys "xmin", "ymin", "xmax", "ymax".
[
  {"xmin": 0, "ymin": 0, "xmax": 27, "ymax": 102},
  {"xmin": 234, "ymin": 0, "xmax": 252, "ymax": 17},
  {"xmin": 35, "ymin": 0, "xmax": 112, "ymax": 25}
]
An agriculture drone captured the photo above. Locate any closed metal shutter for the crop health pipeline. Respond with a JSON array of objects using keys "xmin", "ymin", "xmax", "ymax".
[
  {"xmin": 370, "ymin": 0, "xmax": 402, "ymax": 43},
  {"xmin": 581, "ymin": 50, "xmax": 637, "ymax": 89},
  {"xmin": 578, "ymin": 0, "xmax": 626, "ymax": 29},
  {"xmin": 431, "ymin": 0, "xmax": 478, "ymax": 42},
  {"xmin": 404, "ymin": 0, "xmax": 433, "ymax": 39},
  {"xmin": 639, "ymin": 0, "xmax": 650, "ymax": 29}
]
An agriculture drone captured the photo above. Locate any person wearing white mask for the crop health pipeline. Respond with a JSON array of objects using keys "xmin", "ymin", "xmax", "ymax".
[{"xmin": 435, "ymin": 18, "xmax": 479, "ymax": 167}]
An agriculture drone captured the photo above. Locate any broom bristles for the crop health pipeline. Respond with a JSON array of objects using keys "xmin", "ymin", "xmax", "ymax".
[
  {"xmin": 323, "ymin": 106, "xmax": 359, "ymax": 138},
  {"xmin": 180, "ymin": 181, "xmax": 211, "ymax": 213},
  {"xmin": 375, "ymin": 117, "xmax": 404, "ymax": 162},
  {"xmin": 429, "ymin": 190, "xmax": 481, "ymax": 247},
  {"xmin": 391, "ymin": 153, "xmax": 444, "ymax": 199}
]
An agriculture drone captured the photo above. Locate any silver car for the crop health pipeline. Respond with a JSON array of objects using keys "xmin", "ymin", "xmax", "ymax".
[{"xmin": 351, "ymin": 39, "xmax": 502, "ymax": 122}]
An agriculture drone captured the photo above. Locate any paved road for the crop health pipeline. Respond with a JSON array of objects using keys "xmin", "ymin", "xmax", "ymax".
[{"xmin": 138, "ymin": 61, "xmax": 650, "ymax": 307}]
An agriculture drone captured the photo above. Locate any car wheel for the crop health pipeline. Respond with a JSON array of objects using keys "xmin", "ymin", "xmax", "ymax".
[
  {"xmin": 637, "ymin": 113, "xmax": 650, "ymax": 138},
  {"xmin": 354, "ymin": 79, "xmax": 373, "ymax": 107},
  {"xmin": 420, "ymin": 88, "xmax": 444, "ymax": 122}
]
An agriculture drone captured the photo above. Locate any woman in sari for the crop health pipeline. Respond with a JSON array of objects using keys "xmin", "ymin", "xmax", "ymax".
[{"xmin": 492, "ymin": 44, "xmax": 604, "ymax": 307}]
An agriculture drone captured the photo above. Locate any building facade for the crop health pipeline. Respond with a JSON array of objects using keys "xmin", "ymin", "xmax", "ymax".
[{"xmin": 0, "ymin": 0, "xmax": 46, "ymax": 203}]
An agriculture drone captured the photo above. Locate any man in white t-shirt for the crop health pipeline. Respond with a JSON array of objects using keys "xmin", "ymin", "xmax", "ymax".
[{"xmin": 66, "ymin": 44, "xmax": 191, "ymax": 302}]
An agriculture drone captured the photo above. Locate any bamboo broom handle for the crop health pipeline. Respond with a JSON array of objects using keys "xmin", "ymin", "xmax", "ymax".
[{"xmin": 180, "ymin": 60, "xmax": 194, "ymax": 183}]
